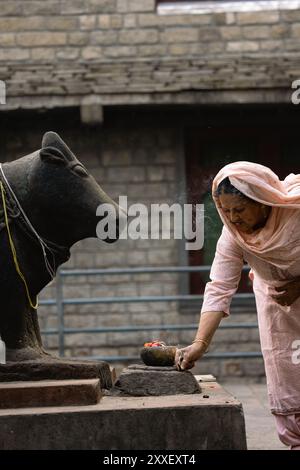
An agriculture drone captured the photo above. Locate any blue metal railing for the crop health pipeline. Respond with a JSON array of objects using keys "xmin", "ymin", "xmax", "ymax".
[{"xmin": 39, "ymin": 266, "xmax": 262, "ymax": 362}]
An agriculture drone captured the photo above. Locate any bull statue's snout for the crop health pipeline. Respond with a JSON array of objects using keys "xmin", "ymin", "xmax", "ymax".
[{"xmin": 96, "ymin": 194, "xmax": 127, "ymax": 244}]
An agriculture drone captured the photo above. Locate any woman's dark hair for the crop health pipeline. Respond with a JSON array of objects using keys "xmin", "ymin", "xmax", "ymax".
[{"xmin": 214, "ymin": 177, "xmax": 248, "ymax": 200}]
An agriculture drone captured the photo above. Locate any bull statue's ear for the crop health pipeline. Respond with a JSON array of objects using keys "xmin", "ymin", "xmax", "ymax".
[
  {"xmin": 40, "ymin": 146, "xmax": 67, "ymax": 165},
  {"xmin": 40, "ymin": 131, "xmax": 77, "ymax": 164}
]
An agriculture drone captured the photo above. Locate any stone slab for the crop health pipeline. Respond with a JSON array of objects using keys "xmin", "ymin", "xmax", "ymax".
[
  {"xmin": 195, "ymin": 374, "xmax": 216, "ymax": 382},
  {"xmin": 0, "ymin": 359, "xmax": 112, "ymax": 389},
  {"xmin": 112, "ymin": 364, "xmax": 201, "ymax": 396},
  {"xmin": 0, "ymin": 379, "xmax": 101, "ymax": 409},
  {"xmin": 0, "ymin": 381, "xmax": 247, "ymax": 450}
]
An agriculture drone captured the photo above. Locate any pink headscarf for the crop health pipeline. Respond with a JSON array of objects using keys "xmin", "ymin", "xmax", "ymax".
[{"xmin": 212, "ymin": 161, "xmax": 300, "ymax": 269}]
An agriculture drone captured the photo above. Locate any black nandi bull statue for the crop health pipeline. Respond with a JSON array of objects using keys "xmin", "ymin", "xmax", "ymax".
[{"xmin": 0, "ymin": 132, "xmax": 122, "ymax": 386}]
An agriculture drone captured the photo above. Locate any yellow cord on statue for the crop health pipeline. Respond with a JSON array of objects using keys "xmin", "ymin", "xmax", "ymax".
[{"xmin": 0, "ymin": 181, "xmax": 38, "ymax": 309}]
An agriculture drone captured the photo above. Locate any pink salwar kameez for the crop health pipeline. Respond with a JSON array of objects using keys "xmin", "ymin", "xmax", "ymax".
[{"xmin": 201, "ymin": 162, "xmax": 300, "ymax": 448}]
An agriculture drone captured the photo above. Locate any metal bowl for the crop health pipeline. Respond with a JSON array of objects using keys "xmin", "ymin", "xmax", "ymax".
[{"xmin": 140, "ymin": 345, "xmax": 177, "ymax": 367}]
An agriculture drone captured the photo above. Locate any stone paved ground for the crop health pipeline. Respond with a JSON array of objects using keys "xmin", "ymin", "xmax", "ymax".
[{"xmin": 222, "ymin": 379, "xmax": 287, "ymax": 450}]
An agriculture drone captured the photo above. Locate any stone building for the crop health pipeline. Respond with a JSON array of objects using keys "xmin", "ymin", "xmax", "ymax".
[{"xmin": 1, "ymin": 0, "xmax": 300, "ymax": 378}]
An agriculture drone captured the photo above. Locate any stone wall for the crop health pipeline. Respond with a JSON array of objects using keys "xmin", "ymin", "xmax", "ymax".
[
  {"xmin": 41, "ymin": 124, "xmax": 181, "ymax": 363},
  {"xmin": 0, "ymin": 0, "xmax": 300, "ymax": 108},
  {"xmin": 0, "ymin": 109, "xmax": 184, "ymax": 370},
  {"xmin": 0, "ymin": 0, "xmax": 287, "ymax": 378},
  {"xmin": 0, "ymin": 107, "xmax": 265, "ymax": 379}
]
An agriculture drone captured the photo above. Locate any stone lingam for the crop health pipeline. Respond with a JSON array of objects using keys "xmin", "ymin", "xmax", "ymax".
[
  {"xmin": 111, "ymin": 342, "xmax": 201, "ymax": 396},
  {"xmin": 0, "ymin": 131, "xmax": 123, "ymax": 388}
]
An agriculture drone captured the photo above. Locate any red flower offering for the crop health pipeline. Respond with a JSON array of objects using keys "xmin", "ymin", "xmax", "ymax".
[{"xmin": 143, "ymin": 341, "xmax": 166, "ymax": 348}]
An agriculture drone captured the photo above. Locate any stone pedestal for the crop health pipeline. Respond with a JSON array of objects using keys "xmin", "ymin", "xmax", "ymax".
[
  {"xmin": 0, "ymin": 375, "xmax": 247, "ymax": 450},
  {"xmin": 112, "ymin": 364, "xmax": 201, "ymax": 396},
  {"xmin": 0, "ymin": 359, "xmax": 112, "ymax": 389},
  {"xmin": 0, "ymin": 379, "xmax": 101, "ymax": 409}
]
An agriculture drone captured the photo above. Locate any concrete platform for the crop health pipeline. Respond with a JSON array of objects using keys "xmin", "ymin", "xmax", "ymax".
[{"xmin": 0, "ymin": 377, "xmax": 246, "ymax": 450}]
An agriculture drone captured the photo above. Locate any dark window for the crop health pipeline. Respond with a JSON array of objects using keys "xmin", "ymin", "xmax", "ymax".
[{"xmin": 184, "ymin": 107, "xmax": 300, "ymax": 295}]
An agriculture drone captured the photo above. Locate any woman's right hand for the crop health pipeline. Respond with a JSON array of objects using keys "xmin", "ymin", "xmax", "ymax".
[{"xmin": 175, "ymin": 343, "xmax": 205, "ymax": 371}]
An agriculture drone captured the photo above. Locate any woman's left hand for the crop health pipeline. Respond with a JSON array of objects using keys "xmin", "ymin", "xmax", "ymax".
[{"xmin": 271, "ymin": 279, "xmax": 300, "ymax": 306}]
